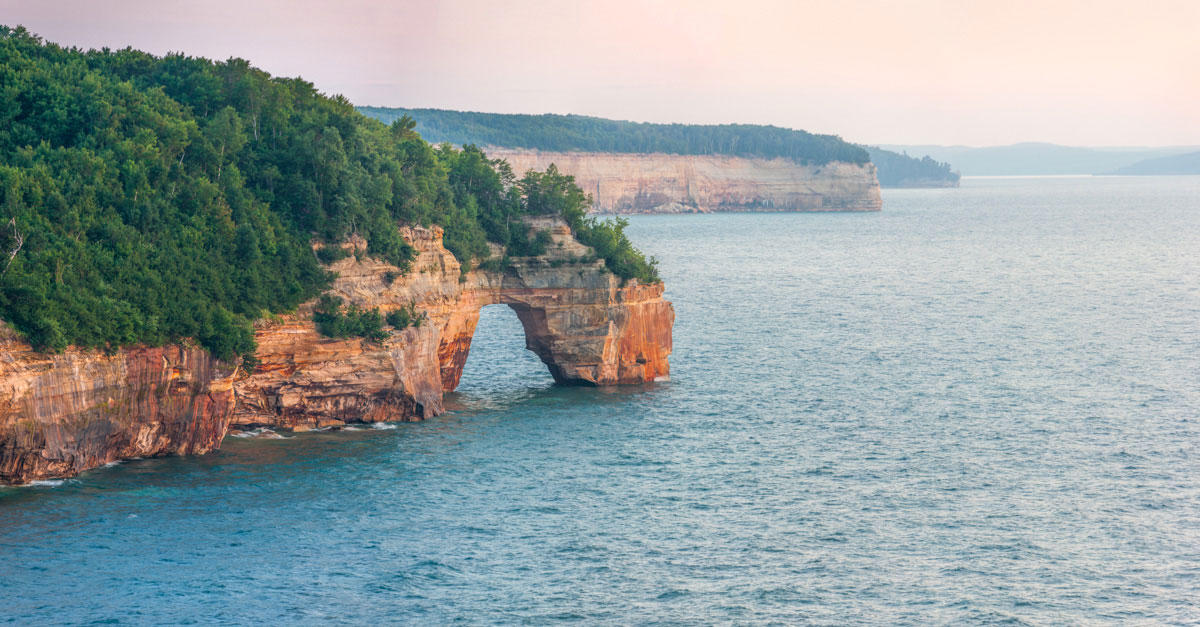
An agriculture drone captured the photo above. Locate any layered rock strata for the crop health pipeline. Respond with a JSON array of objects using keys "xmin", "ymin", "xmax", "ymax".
[
  {"xmin": 0, "ymin": 333, "xmax": 236, "ymax": 484},
  {"xmin": 0, "ymin": 220, "xmax": 673, "ymax": 484},
  {"xmin": 488, "ymin": 149, "xmax": 883, "ymax": 213}
]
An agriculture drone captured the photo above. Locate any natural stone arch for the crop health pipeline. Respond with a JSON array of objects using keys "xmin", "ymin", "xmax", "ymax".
[
  {"xmin": 439, "ymin": 291, "xmax": 671, "ymax": 391},
  {"xmin": 437, "ymin": 220, "xmax": 673, "ymax": 391},
  {"xmin": 0, "ymin": 217, "xmax": 674, "ymax": 484},
  {"xmin": 234, "ymin": 217, "xmax": 672, "ymax": 430}
]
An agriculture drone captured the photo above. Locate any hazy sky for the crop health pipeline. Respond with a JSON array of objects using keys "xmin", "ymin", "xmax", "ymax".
[{"xmin": 3, "ymin": 0, "xmax": 1197, "ymax": 146}]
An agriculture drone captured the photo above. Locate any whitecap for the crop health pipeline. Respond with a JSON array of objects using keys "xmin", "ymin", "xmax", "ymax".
[
  {"xmin": 371, "ymin": 422, "xmax": 398, "ymax": 430},
  {"xmin": 227, "ymin": 427, "xmax": 293, "ymax": 440},
  {"xmin": 27, "ymin": 479, "xmax": 64, "ymax": 487}
]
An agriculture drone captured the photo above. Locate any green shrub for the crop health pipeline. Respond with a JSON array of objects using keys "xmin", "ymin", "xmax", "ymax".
[
  {"xmin": 385, "ymin": 301, "xmax": 425, "ymax": 330},
  {"xmin": 312, "ymin": 294, "xmax": 387, "ymax": 342},
  {"xmin": 517, "ymin": 166, "xmax": 659, "ymax": 285},
  {"xmin": 507, "ymin": 228, "xmax": 552, "ymax": 257},
  {"xmin": 316, "ymin": 246, "xmax": 350, "ymax": 265}
]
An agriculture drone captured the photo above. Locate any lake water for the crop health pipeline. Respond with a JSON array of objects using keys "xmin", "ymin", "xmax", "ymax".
[{"xmin": 2, "ymin": 176, "xmax": 1199, "ymax": 625}]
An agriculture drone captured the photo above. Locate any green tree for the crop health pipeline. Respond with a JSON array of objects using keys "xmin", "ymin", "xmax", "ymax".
[{"xmin": 0, "ymin": 26, "xmax": 662, "ymax": 363}]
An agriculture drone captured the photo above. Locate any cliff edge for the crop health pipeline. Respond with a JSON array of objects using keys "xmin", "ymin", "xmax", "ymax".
[
  {"xmin": 0, "ymin": 220, "xmax": 673, "ymax": 484},
  {"xmin": 487, "ymin": 149, "xmax": 882, "ymax": 213}
]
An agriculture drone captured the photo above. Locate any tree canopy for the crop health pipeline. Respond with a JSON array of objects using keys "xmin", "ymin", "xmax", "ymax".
[
  {"xmin": 862, "ymin": 146, "xmax": 960, "ymax": 187},
  {"xmin": 0, "ymin": 27, "xmax": 659, "ymax": 359},
  {"xmin": 360, "ymin": 107, "xmax": 869, "ymax": 165}
]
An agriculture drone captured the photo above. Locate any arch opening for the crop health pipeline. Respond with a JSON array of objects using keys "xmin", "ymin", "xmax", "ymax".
[{"xmin": 450, "ymin": 304, "xmax": 555, "ymax": 399}]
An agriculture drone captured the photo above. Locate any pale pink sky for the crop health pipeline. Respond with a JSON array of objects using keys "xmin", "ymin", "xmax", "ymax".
[{"xmin": 3, "ymin": 0, "xmax": 1197, "ymax": 146}]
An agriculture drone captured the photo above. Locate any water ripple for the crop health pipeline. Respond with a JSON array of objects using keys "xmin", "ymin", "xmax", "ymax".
[{"xmin": 2, "ymin": 176, "xmax": 1199, "ymax": 624}]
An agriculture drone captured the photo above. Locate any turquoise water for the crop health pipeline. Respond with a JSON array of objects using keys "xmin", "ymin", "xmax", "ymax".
[{"xmin": 3, "ymin": 176, "xmax": 1199, "ymax": 625}]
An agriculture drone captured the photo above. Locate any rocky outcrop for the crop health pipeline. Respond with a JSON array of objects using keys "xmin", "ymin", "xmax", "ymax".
[
  {"xmin": 0, "ymin": 220, "xmax": 673, "ymax": 484},
  {"xmin": 487, "ymin": 149, "xmax": 882, "ymax": 213},
  {"xmin": 444, "ymin": 217, "xmax": 673, "ymax": 389},
  {"xmin": 0, "ymin": 332, "xmax": 236, "ymax": 484},
  {"xmin": 231, "ymin": 218, "xmax": 673, "ymax": 430},
  {"xmin": 229, "ymin": 230, "xmax": 456, "ymax": 430}
]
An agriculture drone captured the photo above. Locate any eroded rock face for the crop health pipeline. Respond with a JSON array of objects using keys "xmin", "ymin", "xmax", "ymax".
[
  {"xmin": 234, "ymin": 218, "xmax": 674, "ymax": 429},
  {"xmin": 487, "ymin": 149, "xmax": 882, "ymax": 213},
  {"xmin": 0, "ymin": 220, "xmax": 673, "ymax": 483},
  {"xmin": 449, "ymin": 217, "xmax": 674, "ymax": 388},
  {"xmin": 230, "ymin": 228, "xmax": 460, "ymax": 429},
  {"xmin": 0, "ymin": 333, "xmax": 236, "ymax": 485}
]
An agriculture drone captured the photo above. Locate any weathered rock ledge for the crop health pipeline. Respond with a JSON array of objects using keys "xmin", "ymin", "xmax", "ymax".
[
  {"xmin": 0, "ymin": 219, "xmax": 673, "ymax": 484},
  {"xmin": 487, "ymin": 149, "xmax": 883, "ymax": 213},
  {"xmin": 0, "ymin": 335, "xmax": 236, "ymax": 484}
]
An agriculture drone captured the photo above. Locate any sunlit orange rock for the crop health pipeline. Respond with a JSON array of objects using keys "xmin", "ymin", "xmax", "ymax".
[
  {"xmin": 0, "ymin": 335, "xmax": 237, "ymax": 484},
  {"xmin": 0, "ymin": 219, "xmax": 674, "ymax": 484},
  {"xmin": 233, "ymin": 217, "xmax": 674, "ymax": 429}
]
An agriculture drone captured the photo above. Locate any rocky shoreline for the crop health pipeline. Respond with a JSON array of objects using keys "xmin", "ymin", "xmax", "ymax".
[{"xmin": 0, "ymin": 219, "xmax": 674, "ymax": 485}]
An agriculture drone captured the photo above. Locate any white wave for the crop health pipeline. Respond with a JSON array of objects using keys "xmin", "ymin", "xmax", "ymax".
[
  {"xmin": 229, "ymin": 428, "xmax": 292, "ymax": 439},
  {"xmin": 370, "ymin": 422, "xmax": 398, "ymax": 430},
  {"xmin": 27, "ymin": 479, "xmax": 64, "ymax": 487}
]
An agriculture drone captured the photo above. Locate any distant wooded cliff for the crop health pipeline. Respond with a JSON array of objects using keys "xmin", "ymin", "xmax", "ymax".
[
  {"xmin": 358, "ymin": 107, "xmax": 870, "ymax": 165},
  {"xmin": 361, "ymin": 108, "xmax": 885, "ymax": 212},
  {"xmin": 862, "ymin": 146, "xmax": 960, "ymax": 187}
]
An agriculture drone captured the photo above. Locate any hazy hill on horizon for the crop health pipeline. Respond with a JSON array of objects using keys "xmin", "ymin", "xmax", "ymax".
[
  {"xmin": 881, "ymin": 142, "xmax": 1200, "ymax": 176},
  {"xmin": 1107, "ymin": 151, "xmax": 1200, "ymax": 176}
]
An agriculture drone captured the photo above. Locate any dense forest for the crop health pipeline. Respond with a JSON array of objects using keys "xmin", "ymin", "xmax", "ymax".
[
  {"xmin": 0, "ymin": 27, "xmax": 656, "ymax": 360},
  {"xmin": 359, "ymin": 107, "xmax": 869, "ymax": 165},
  {"xmin": 862, "ymin": 146, "xmax": 960, "ymax": 187}
]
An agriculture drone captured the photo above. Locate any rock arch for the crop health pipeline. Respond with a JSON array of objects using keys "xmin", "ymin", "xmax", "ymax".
[
  {"xmin": 440, "ymin": 271, "xmax": 673, "ymax": 392},
  {"xmin": 232, "ymin": 217, "xmax": 672, "ymax": 429},
  {"xmin": 0, "ymin": 218, "xmax": 674, "ymax": 483}
]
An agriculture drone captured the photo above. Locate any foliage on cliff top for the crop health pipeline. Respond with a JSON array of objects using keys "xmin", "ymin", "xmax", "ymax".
[
  {"xmin": 360, "ymin": 107, "xmax": 869, "ymax": 166},
  {"xmin": 862, "ymin": 146, "xmax": 960, "ymax": 187},
  {"xmin": 0, "ymin": 27, "xmax": 659, "ymax": 359},
  {"xmin": 521, "ymin": 165, "xmax": 660, "ymax": 285}
]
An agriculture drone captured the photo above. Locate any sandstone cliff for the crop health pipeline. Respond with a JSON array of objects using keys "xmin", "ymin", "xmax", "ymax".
[
  {"xmin": 0, "ymin": 220, "xmax": 673, "ymax": 484},
  {"xmin": 487, "ymin": 149, "xmax": 882, "ymax": 213},
  {"xmin": 0, "ymin": 332, "xmax": 236, "ymax": 484}
]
